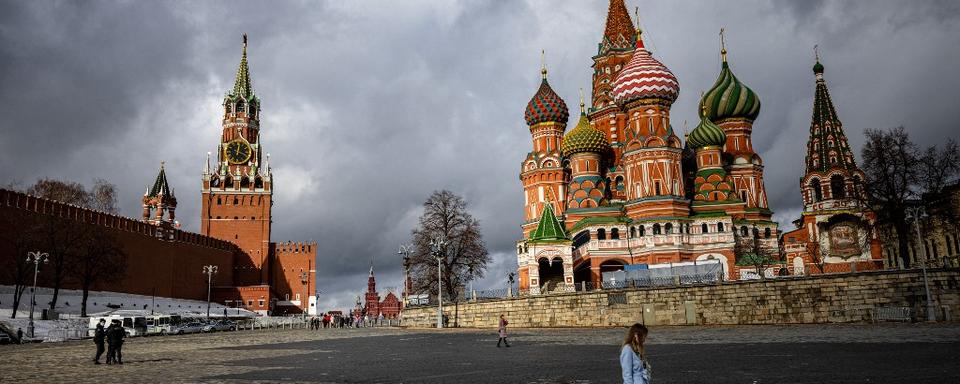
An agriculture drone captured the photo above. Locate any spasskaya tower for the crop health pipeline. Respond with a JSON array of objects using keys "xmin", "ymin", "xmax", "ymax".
[{"xmin": 201, "ymin": 34, "xmax": 273, "ymax": 287}]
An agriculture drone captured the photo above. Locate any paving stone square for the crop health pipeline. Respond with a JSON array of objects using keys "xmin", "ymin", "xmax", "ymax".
[{"xmin": 1, "ymin": 324, "xmax": 959, "ymax": 383}]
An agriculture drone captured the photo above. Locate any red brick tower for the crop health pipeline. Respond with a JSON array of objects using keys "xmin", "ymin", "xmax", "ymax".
[
  {"xmin": 590, "ymin": 0, "xmax": 636, "ymax": 200},
  {"xmin": 363, "ymin": 264, "xmax": 381, "ymax": 317},
  {"xmin": 782, "ymin": 53, "xmax": 882, "ymax": 274},
  {"xmin": 142, "ymin": 162, "xmax": 177, "ymax": 225},
  {"xmin": 611, "ymin": 26, "xmax": 687, "ymax": 219},
  {"xmin": 698, "ymin": 33, "xmax": 771, "ymax": 221},
  {"xmin": 201, "ymin": 34, "xmax": 273, "ymax": 286},
  {"xmin": 520, "ymin": 57, "xmax": 570, "ymax": 237}
]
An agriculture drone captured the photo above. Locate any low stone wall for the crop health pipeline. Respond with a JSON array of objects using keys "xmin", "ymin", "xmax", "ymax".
[{"xmin": 402, "ymin": 269, "xmax": 960, "ymax": 328}]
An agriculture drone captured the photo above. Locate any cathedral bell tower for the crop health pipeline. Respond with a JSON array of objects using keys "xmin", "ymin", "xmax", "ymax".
[{"xmin": 201, "ymin": 34, "xmax": 273, "ymax": 286}]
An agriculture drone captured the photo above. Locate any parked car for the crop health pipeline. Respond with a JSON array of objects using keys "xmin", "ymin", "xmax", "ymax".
[
  {"xmin": 171, "ymin": 322, "xmax": 204, "ymax": 335},
  {"xmin": 203, "ymin": 320, "xmax": 238, "ymax": 332},
  {"xmin": 0, "ymin": 333, "xmax": 12, "ymax": 344}
]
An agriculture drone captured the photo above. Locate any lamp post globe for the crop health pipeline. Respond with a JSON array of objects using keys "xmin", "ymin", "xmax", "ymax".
[{"xmin": 202, "ymin": 265, "xmax": 219, "ymax": 319}]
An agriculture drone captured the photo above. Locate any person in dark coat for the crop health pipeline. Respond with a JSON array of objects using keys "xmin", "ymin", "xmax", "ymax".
[
  {"xmin": 93, "ymin": 319, "xmax": 106, "ymax": 364},
  {"xmin": 110, "ymin": 320, "xmax": 126, "ymax": 364},
  {"xmin": 17, "ymin": 328, "xmax": 23, "ymax": 344},
  {"xmin": 105, "ymin": 320, "xmax": 118, "ymax": 364}
]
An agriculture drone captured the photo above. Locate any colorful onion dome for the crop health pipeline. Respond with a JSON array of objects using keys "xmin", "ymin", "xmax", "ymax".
[
  {"xmin": 562, "ymin": 112, "xmax": 609, "ymax": 157},
  {"xmin": 611, "ymin": 31, "xmax": 680, "ymax": 106},
  {"xmin": 524, "ymin": 65, "xmax": 570, "ymax": 126},
  {"xmin": 687, "ymin": 113, "xmax": 727, "ymax": 149},
  {"xmin": 699, "ymin": 59, "xmax": 760, "ymax": 122}
]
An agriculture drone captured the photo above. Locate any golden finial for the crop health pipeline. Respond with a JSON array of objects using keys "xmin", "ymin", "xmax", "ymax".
[
  {"xmin": 578, "ymin": 88, "xmax": 585, "ymax": 114},
  {"xmin": 540, "ymin": 49, "xmax": 547, "ymax": 79},
  {"xmin": 243, "ymin": 33, "xmax": 248, "ymax": 50},
  {"xmin": 719, "ymin": 28, "xmax": 727, "ymax": 62},
  {"xmin": 814, "ymin": 44, "xmax": 820, "ymax": 62},
  {"xmin": 699, "ymin": 90, "xmax": 708, "ymax": 117},
  {"xmin": 160, "ymin": 160, "xmax": 165, "ymax": 169},
  {"xmin": 683, "ymin": 120, "xmax": 689, "ymax": 137}
]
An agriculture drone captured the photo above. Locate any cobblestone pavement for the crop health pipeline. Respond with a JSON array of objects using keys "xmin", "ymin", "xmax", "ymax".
[{"xmin": 1, "ymin": 324, "xmax": 958, "ymax": 383}]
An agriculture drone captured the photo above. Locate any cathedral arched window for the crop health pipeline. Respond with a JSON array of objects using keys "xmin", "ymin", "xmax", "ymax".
[
  {"xmin": 701, "ymin": 223, "xmax": 709, "ymax": 234},
  {"xmin": 741, "ymin": 226, "xmax": 748, "ymax": 237},
  {"xmin": 217, "ymin": 197, "xmax": 222, "ymax": 205},
  {"xmin": 236, "ymin": 101, "xmax": 245, "ymax": 113},
  {"xmin": 630, "ymin": 226, "xmax": 636, "ymax": 238},
  {"xmin": 830, "ymin": 175, "xmax": 846, "ymax": 199},
  {"xmin": 597, "ymin": 228, "xmax": 606, "ymax": 240},
  {"xmin": 665, "ymin": 223, "xmax": 673, "ymax": 234},
  {"xmin": 718, "ymin": 222, "xmax": 725, "ymax": 232},
  {"xmin": 810, "ymin": 179, "xmax": 822, "ymax": 202},
  {"xmin": 764, "ymin": 228, "xmax": 772, "ymax": 238},
  {"xmin": 240, "ymin": 177, "xmax": 250, "ymax": 189},
  {"xmin": 611, "ymin": 228, "xmax": 619, "ymax": 240},
  {"xmin": 639, "ymin": 225, "xmax": 645, "ymax": 236},
  {"xmin": 653, "ymin": 224, "xmax": 661, "ymax": 235},
  {"xmin": 752, "ymin": 227, "xmax": 760, "ymax": 238}
]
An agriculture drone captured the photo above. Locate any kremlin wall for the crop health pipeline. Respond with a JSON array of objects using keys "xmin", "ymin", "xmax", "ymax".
[{"xmin": 0, "ymin": 189, "xmax": 237, "ymax": 301}]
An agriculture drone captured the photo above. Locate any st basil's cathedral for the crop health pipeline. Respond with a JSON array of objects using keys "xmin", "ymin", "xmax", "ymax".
[{"xmin": 515, "ymin": 0, "xmax": 881, "ymax": 292}]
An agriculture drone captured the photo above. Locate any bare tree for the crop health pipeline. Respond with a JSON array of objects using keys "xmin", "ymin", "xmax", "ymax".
[
  {"xmin": 408, "ymin": 190, "xmax": 490, "ymax": 301},
  {"xmin": 734, "ymin": 230, "xmax": 780, "ymax": 280},
  {"xmin": 69, "ymin": 227, "xmax": 127, "ymax": 317},
  {"xmin": 862, "ymin": 127, "xmax": 960, "ymax": 268},
  {"xmin": 88, "ymin": 179, "xmax": 118, "ymax": 213},
  {"xmin": 0, "ymin": 211, "xmax": 40, "ymax": 318},
  {"xmin": 26, "ymin": 179, "xmax": 91, "ymax": 312},
  {"xmin": 805, "ymin": 240, "xmax": 828, "ymax": 275}
]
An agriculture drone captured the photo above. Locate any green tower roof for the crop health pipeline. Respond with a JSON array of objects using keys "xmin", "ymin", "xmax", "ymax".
[{"xmin": 529, "ymin": 204, "xmax": 568, "ymax": 243}]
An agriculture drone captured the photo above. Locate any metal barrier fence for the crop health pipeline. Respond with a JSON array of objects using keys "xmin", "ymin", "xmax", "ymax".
[{"xmin": 409, "ymin": 272, "xmax": 724, "ymax": 307}]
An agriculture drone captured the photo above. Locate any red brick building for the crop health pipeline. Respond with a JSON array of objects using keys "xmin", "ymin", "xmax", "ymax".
[
  {"xmin": 361, "ymin": 265, "xmax": 401, "ymax": 319},
  {"xmin": 517, "ymin": 0, "xmax": 778, "ymax": 291},
  {"xmin": 780, "ymin": 56, "xmax": 883, "ymax": 274},
  {"xmin": 201, "ymin": 35, "xmax": 316, "ymax": 315}
]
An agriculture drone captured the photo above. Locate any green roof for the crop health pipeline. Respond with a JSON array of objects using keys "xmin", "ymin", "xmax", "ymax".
[
  {"xmin": 529, "ymin": 204, "xmax": 569, "ymax": 243},
  {"xmin": 148, "ymin": 163, "xmax": 171, "ymax": 197},
  {"xmin": 230, "ymin": 34, "xmax": 256, "ymax": 101}
]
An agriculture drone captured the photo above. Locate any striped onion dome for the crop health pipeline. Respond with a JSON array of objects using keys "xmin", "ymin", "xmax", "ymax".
[
  {"xmin": 698, "ymin": 60, "xmax": 761, "ymax": 121},
  {"xmin": 687, "ymin": 114, "xmax": 726, "ymax": 149},
  {"xmin": 524, "ymin": 77, "xmax": 570, "ymax": 126},
  {"xmin": 561, "ymin": 112, "xmax": 609, "ymax": 157},
  {"xmin": 611, "ymin": 32, "xmax": 680, "ymax": 106}
]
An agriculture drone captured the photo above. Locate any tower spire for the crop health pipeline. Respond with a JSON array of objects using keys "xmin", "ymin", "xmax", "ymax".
[
  {"xmin": 600, "ymin": 0, "xmax": 635, "ymax": 52},
  {"xmin": 232, "ymin": 33, "xmax": 253, "ymax": 99}
]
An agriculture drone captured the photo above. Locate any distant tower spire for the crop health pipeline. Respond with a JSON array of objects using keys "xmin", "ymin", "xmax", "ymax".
[{"xmin": 232, "ymin": 33, "xmax": 253, "ymax": 99}]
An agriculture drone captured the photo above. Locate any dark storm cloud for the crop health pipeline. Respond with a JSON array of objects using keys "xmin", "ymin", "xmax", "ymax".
[{"xmin": 2, "ymin": 0, "xmax": 958, "ymax": 309}]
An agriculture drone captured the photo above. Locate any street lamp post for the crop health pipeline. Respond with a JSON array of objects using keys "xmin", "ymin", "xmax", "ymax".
[
  {"xmin": 906, "ymin": 206, "xmax": 936, "ymax": 322},
  {"xmin": 26, "ymin": 251, "xmax": 49, "ymax": 339},
  {"xmin": 300, "ymin": 271, "xmax": 309, "ymax": 320},
  {"xmin": 430, "ymin": 237, "xmax": 446, "ymax": 329},
  {"xmin": 398, "ymin": 244, "xmax": 413, "ymax": 316},
  {"xmin": 202, "ymin": 265, "xmax": 219, "ymax": 319}
]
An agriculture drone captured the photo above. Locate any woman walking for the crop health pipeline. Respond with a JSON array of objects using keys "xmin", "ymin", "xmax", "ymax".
[
  {"xmin": 620, "ymin": 323, "xmax": 650, "ymax": 384},
  {"xmin": 496, "ymin": 314, "xmax": 510, "ymax": 347}
]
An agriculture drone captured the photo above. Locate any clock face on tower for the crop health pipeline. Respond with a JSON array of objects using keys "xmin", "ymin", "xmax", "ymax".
[{"xmin": 225, "ymin": 139, "xmax": 252, "ymax": 164}]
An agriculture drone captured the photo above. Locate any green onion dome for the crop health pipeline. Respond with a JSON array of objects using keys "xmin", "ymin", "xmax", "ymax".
[
  {"xmin": 525, "ymin": 77, "xmax": 570, "ymax": 126},
  {"xmin": 687, "ymin": 114, "xmax": 727, "ymax": 149},
  {"xmin": 561, "ymin": 113, "xmax": 609, "ymax": 157},
  {"xmin": 813, "ymin": 60, "xmax": 824, "ymax": 74},
  {"xmin": 698, "ymin": 61, "xmax": 760, "ymax": 122}
]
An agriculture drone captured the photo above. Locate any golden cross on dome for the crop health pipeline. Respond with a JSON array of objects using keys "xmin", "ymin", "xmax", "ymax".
[
  {"xmin": 634, "ymin": 7, "xmax": 642, "ymax": 38},
  {"xmin": 719, "ymin": 28, "xmax": 727, "ymax": 62},
  {"xmin": 160, "ymin": 160, "xmax": 165, "ymax": 169},
  {"xmin": 540, "ymin": 49, "xmax": 547, "ymax": 79},
  {"xmin": 578, "ymin": 88, "xmax": 585, "ymax": 114},
  {"xmin": 814, "ymin": 44, "xmax": 820, "ymax": 62}
]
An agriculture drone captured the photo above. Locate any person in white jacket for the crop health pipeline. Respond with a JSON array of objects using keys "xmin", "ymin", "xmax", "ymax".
[{"xmin": 620, "ymin": 323, "xmax": 651, "ymax": 384}]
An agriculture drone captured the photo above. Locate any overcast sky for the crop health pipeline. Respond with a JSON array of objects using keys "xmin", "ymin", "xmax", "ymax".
[{"xmin": 2, "ymin": 0, "xmax": 959, "ymax": 310}]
